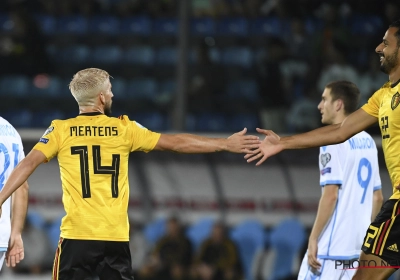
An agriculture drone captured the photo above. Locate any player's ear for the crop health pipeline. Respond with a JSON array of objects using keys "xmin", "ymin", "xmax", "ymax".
[
  {"xmin": 336, "ymin": 99, "xmax": 343, "ymax": 112},
  {"xmin": 99, "ymin": 92, "xmax": 106, "ymax": 104}
]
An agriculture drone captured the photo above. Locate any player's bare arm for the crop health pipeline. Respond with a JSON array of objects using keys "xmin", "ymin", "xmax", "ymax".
[
  {"xmin": 6, "ymin": 180, "xmax": 29, "ymax": 267},
  {"xmin": 308, "ymin": 185, "xmax": 339, "ymax": 270},
  {"xmin": 246, "ymin": 109, "xmax": 377, "ymax": 166},
  {"xmin": 153, "ymin": 127, "xmax": 261, "ymax": 154},
  {"xmin": 0, "ymin": 150, "xmax": 46, "ymax": 211}
]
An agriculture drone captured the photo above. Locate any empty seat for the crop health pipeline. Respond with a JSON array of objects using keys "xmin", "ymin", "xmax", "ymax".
[
  {"xmin": 228, "ymin": 114, "xmax": 260, "ymax": 132},
  {"xmin": 218, "ymin": 18, "xmax": 248, "ymax": 37},
  {"xmin": 32, "ymin": 75, "xmax": 63, "ymax": 97},
  {"xmin": 143, "ymin": 217, "xmax": 167, "ymax": 246},
  {"xmin": 157, "ymin": 79, "xmax": 176, "ymax": 105},
  {"xmin": 32, "ymin": 110, "xmax": 65, "ymax": 128},
  {"xmin": 2, "ymin": 109, "xmax": 33, "ymax": 128},
  {"xmin": 209, "ymin": 47, "xmax": 221, "ymax": 63},
  {"xmin": 46, "ymin": 216, "xmax": 62, "ymax": 252},
  {"xmin": 88, "ymin": 15, "xmax": 120, "ymax": 35},
  {"xmin": 57, "ymin": 15, "xmax": 88, "ymax": 35},
  {"xmin": 34, "ymin": 14, "xmax": 56, "ymax": 35},
  {"xmin": 186, "ymin": 217, "xmax": 215, "ymax": 252},
  {"xmin": 131, "ymin": 112, "xmax": 168, "ymax": 131},
  {"xmin": 59, "ymin": 45, "xmax": 91, "ymax": 64},
  {"xmin": 194, "ymin": 113, "xmax": 227, "ymax": 132},
  {"xmin": 0, "ymin": 75, "xmax": 30, "ymax": 97},
  {"xmin": 156, "ymin": 47, "xmax": 177, "ymax": 65},
  {"xmin": 269, "ymin": 218, "xmax": 306, "ymax": 280},
  {"xmin": 221, "ymin": 47, "xmax": 253, "ymax": 68},
  {"xmin": 225, "ymin": 79, "xmax": 260, "ymax": 103},
  {"xmin": 110, "ymin": 77, "xmax": 127, "ymax": 97},
  {"xmin": 90, "ymin": 45, "xmax": 122, "ymax": 64},
  {"xmin": 120, "ymin": 16, "xmax": 152, "ymax": 36},
  {"xmin": 191, "ymin": 17, "xmax": 216, "ymax": 36},
  {"xmin": 0, "ymin": 14, "xmax": 12, "ymax": 33},
  {"xmin": 153, "ymin": 18, "xmax": 178, "ymax": 36},
  {"xmin": 231, "ymin": 219, "xmax": 268, "ymax": 280},
  {"xmin": 126, "ymin": 78, "xmax": 158, "ymax": 100},
  {"xmin": 123, "ymin": 46, "xmax": 155, "ymax": 66},
  {"xmin": 250, "ymin": 17, "xmax": 288, "ymax": 37},
  {"xmin": 350, "ymin": 15, "xmax": 384, "ymax": 36}
]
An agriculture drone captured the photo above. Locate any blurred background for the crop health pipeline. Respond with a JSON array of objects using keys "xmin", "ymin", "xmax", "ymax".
[{"xmin": 0, "ymin": 0, "xmax": 399, "ymax": 279}]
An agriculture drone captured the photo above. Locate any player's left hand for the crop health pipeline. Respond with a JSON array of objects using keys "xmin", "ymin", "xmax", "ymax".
[
  {"xmin": 226, "ymin": 128, "xmax": 261, "ymax": 154},
  {"xmin": 307, "ymin": 239, "xmax": 321, "ymax": 270},
  {"xmin": 6, "ymin": 233, "xmax": 24, "ymax": 267},
  {"xmin": 244, "ymin": 128, "xmax": 282, "ymax": 166}
]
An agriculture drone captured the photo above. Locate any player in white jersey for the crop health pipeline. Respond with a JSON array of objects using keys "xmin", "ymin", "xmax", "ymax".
[
  {"xmin": 298, "ymin": 81, "xmax": 383, "ymax": 280},
  {"xmin": 0, "ymin": 117, "xmax": 29, "ymax": 270}
]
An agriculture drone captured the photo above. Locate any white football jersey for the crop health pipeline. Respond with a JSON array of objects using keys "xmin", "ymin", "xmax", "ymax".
[
  {"xmin": 0, "ymin": 117, "xmax": 25, "ymax": 249},
  {"xmin": 317, "ymin": 131, "xmax": 381, "ymax": 260}
]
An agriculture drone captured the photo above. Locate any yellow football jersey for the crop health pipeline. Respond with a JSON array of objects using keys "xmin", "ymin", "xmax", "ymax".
[
  {"xmin": 362, "ymin": 80, "xmax": 400, "ymax": 199},
  {"xmin": 33, "ymin": 113, "xmax": 160, "ymax": 241}
]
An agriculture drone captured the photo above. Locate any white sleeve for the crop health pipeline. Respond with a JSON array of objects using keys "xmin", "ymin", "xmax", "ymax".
[
  {"xmin": 17, "ymin": 135, "xmax": 25, "ymax": 162},
  {"xmin": 319, "ymin": 145, "xmax": 343, "ymax": 187}
]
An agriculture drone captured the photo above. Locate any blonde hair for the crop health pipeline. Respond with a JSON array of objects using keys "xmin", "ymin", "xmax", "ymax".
[{"xmin": 69, "ymin": 68, "xmax": 110, "ymax": 106}]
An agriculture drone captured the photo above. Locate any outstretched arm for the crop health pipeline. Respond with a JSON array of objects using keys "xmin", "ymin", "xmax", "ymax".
[
  {"xmin": 153, "ymin": 128, "xmax": 261, "ymax": 154},
  {"xmin": 0, "ymin": 150, "xmax": 46, "ymax": 208},
  {"xmin": 246, "ymin": 109, "xmax": 378, "ymax": 166}
]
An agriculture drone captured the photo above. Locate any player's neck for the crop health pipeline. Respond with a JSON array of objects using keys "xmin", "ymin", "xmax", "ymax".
[
  {"xmin": 389, "ymin": 66, "xmax": 400, "ymax": 86},
  {"xmin": 79, "ymin": 106, "xmax": 104, "ymax": 115},
  {"xmin": 332, "ymin": 115, "xmax": 346, "ymax": 125}
]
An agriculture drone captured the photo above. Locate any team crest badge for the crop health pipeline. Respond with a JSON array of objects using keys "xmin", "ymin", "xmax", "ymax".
[
  {"xmin": 391, "ymin": 92, "xmax": 400, "ymax": 110},
  {"xmin": 320, "ymin": 153, "xmax": 331, "ymax": 167}
]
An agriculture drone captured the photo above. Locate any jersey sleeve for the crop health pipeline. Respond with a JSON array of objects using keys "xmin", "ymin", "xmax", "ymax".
[
  {"xmin": 17, "ymin": 135, "xmax": 25, "ymax": 162},
  {"xmin": 32, "ymin": 121, "xmax": 60, "ymax": 162},
  {"xmin": 129, "ymin": 121, "xmax": 161, "ymax": 153},
  {"xmin": 319, "ymin": 145, "xmax": 343, "ymax": 187},
  {"xmin": 361, "ymin": 88, "xmax": 384, "ymax": 118}
]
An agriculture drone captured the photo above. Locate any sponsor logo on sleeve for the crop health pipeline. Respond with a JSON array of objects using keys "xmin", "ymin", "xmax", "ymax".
[
  {"xmin": 321, "ymin": 167, "xmax": 331, "ymax": 175},
  {"xmin": 320, "ymin": 153, "xmax": 331, "ymax": 167},
  {"xmin": 39, "ymin": 138, "xmax": 49, "ymax": 144}
]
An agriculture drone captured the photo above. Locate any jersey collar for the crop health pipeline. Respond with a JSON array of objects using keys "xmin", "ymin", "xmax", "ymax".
[
  {"xmin": 79, "ymin": 112, "xmax": 104, "ymax": 116},
  {"xmin": 391, "ymin": 79, "xmax": 400, "ymax": 88}
]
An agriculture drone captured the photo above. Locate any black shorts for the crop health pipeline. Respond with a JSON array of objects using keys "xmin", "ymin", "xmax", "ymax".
[
  {"xmin": 52, "ymin": 238, "xmax": 134, "ymax": 280},
  {"xmin": 362, "ymin": 199, "xmax": 400, "ymax": 264}
]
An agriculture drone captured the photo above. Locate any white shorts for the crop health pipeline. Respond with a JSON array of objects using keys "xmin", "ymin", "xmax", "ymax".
[
  {"xmin": 0, "ymin": 252, "xmax": 5, "ymax": 271},
  {"xmin": 298, "ymin": 253, "xmax": 356, "ymax": 280}
]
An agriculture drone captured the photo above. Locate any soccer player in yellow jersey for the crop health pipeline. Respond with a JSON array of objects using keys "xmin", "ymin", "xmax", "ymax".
[
  {"xmin": 246, "ymin": 19, "xmax": 400, "ymax": 280},
  {"xmin": 0, "ymin": 68, "xmax": 261, "ymax": 280}
]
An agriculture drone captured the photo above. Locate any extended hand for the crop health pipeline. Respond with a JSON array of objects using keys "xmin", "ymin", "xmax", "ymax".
[
  {"xmin": 6, "ymin": 234, "xmax": 24, "ymax": 267},
  {"xmin": 227, "ymin": 128, "xmax": 261, "ymax": 153},
  {"xmin": 244, "ymin": 128, "xmax": 282, "ymax": 165}
]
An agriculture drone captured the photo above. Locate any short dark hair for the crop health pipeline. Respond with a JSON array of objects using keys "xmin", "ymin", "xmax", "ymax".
[
  {"xmin": 389, "ymin": 19, "xmax": 400, "ymax": 47},
  {"xmin": 325, "ymin": 81, "xmax": 360, "ymax": 115}
]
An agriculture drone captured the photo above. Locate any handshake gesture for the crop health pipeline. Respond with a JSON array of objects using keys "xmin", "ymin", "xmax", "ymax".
[
  {"xmin": 244, "ymin": 128, "xmax": 282, "ymax": 166},
  {"xmin": 227, "ymin": 127, "xmax": 282, "ymax": 165}
]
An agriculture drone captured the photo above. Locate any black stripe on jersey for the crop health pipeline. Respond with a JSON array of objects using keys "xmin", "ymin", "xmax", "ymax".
[
  {"xmin": 71, "ymin": 146, "xmax": 91, "ymax": 198},
  {"xmin": 92, "ymin": 146, "xmax": 120, "ymax": 198}
]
